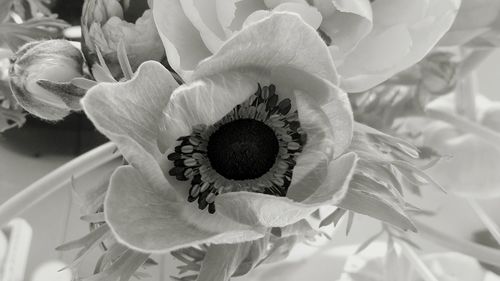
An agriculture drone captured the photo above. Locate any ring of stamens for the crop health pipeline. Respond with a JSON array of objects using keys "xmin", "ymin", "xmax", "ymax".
[{"xmin": 168, "ymin": 84, "xmax": 307, "ymax": 213}]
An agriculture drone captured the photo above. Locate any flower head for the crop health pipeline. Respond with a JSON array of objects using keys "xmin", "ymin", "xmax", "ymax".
[
  {"xmin": 81, "ymin": 13, "xmax": 356, "ymax": 262},
  {"xmin": 153, "ymin": 0, "xmax": 459, "ymax": 92},
  {"xmin": 81, "ymin": 0, "xmax": 165, "ymax": 78}
]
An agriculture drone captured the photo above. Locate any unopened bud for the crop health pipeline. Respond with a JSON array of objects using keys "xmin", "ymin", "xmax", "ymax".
[{"xmin": 9, "ymin": 39, "xmax": 85, "ymax": 121}]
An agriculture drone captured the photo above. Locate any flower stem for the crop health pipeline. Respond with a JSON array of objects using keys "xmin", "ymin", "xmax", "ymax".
[
  {"xmin": 425, "ymin": 108, "xmax": 500, "ymax": 150},
  {"xmin": 0, "ymin": 142, "xmax": 119, "ymax": 227},
  {"xmin": 466, "ymin": 198, "xmax": 500, "ymax": 245},
  {"xmin": 414, "ymin": 220, "xmax": 500, "ymax": 266},
  {"xmin": 400, "ymin": 242, "xmax": 439, "ymax": 281}
]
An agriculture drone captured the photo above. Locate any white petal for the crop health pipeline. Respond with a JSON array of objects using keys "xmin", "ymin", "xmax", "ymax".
[
  {"xmin": 216, "ymin": 152, "xmax": 357, "ymax": 227},
  {"xmin": 274, "ymin": 3, "xmax": 323, "ymax": 30},
  {"xmin": 193, "ymin": 13, "xmax": 339, "ymax": 86},
  {"xmin": 152, "ymin": 0, "xmax": 212, "ymax": 77},
  {"xmin": 340, "ymin": 0, "xmax": 460, "ymax": 92},
  {"xmin": 160, "ymin": 70, "xmax": 264, "ymax": 149},
  {"xmin": 319, "ymin": 0, "xmax": 373, "ymax": 60},
  {"xmin": 216, "ymin": 0, "xmax": 267, "ymax": 34},
  {"xmin": 105, "ymin": 166, "xmax": 264, "ymax": 254},
  {"xmin": 82, "ymin": 61, "xmax": 178, "ymax": 192},
  {"xmin": 180, "ymin": 0, "xmax": 226, "ymax": 53}
]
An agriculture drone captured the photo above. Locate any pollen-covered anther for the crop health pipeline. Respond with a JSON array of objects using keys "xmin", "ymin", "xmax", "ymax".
[{"xmin": 168, "ymin": 84, "xmax": 307, "ymax": 213}]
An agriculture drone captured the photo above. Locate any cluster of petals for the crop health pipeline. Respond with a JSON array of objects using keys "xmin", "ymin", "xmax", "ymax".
[{"xmin": 152, "ymin": 0, "xmax": 460, "ymax": 92}]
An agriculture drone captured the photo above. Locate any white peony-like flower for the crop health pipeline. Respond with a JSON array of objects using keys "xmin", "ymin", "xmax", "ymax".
[{"xmin": 152, "ymin": 0, "xmax": 460, "ymax": 92}]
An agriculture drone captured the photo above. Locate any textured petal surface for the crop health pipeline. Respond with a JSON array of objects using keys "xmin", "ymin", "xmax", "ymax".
[
  {"xmin": 181, "ymin": 0, "xmax": 226, "ymax": 53},
  {"xmin": 192, "ymin": 12, "xmax": 339, "ymax": 85},
  {"xmin": 105, "ymin": 166, "xmax": 265, "ymax": 254},
  {"xmin": 82, "ymin": 61, "xmax": 178, "ymax": 190},
  {"xmin": 339, "ymin": 0, "xmax": 460, "ymax": 92},
  {"xmin": 153, "ymin": 0, "xmax": 212, "ymax": 77},
  {"xmin": 318, "ymin": 0, "xmax": 373, "ymax": 62},
  {"xmin": 287, "ymin": 90, "xmax": 353, "ymax": 199},
  {"xmin": 216, "ymin": 152, "xmax": 357, "ymax": 227},
  {"xmin": 274, "ymin": 3, "xmax": 323, "ymax": 29},
  {"xmin": 160, "ymin": 70, "xmax": 263, "ymax": 149}
]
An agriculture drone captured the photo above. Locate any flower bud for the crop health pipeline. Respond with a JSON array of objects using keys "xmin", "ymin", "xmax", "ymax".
[
  {"xmin": 81, "ymin": 0, "xmax": 164, "ymax": 78},
  {"xmin": 9, "ymin": 39, "xmax": 85, "ymax": 121}
]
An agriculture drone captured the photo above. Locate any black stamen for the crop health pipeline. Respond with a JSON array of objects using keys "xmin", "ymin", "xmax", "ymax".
[
  {"xmin": 168, "ymin": 83, "xmax": 307, "ymax": 214},
  {"xmin": 207, "ymin": 119, "xmax": 279, "ymax": 180}
]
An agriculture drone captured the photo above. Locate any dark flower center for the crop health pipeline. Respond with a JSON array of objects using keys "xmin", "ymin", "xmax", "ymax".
[
  {"xmin": 207, "ymin": 119, "xmax": 279, "ymax": 180},
  {"xmin": 168, "ymin": 84, "xmax": 306, "ymax": 213}
]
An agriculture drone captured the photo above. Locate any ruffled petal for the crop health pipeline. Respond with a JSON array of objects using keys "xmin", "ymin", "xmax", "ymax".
[
  {"xmin": 82, "ymin": 61, "xmax": 178, "ymax": 190},
  {"xmin": 192, "ymin": 12, "xmax": 339, "ymax": 86},
  {"xmin": 286, "ymin": 90, "xmax": 353, "ymax": 199},
  {"xmin": 180, "ymin": 0, "xmax": 226, "ymax": 53},
  {"xmin": 105, "ymin": 166, "xmax": 265, "ymax": 254},
  {"xmin": 317, "ymin": 0, "xmax": 373, "ymax": 62},
  {"xmin": 301, "ymin": 152, "xmax": 358, "ymax": 204},
  {"xmin": 339, "ymin": 0, "xmax": 460, "ymax": 92},
  {"xmin": 152, "ymin": 0, "xmax": 212, "ymax": 77},
  {"xmin": 320, "ymin": 83, "xmax": 354, "ymax": 158},
  {"xmin": 160, "ymin": 70, "xmax": 264, "ymax": 149},
  {"xmin": 273, "ymin": 3, "xmax": 323, "ymax": 29},
  {"xmin": 216, "ymin": 0, "xmax": 267, "ymax": 33},
  {"xmin": 215, "ymin": 152, "xmax": 357, "ymax": 227},
  {"xmin": 439, "ymin": 0, "xmax": 500, "ymax": 46}
]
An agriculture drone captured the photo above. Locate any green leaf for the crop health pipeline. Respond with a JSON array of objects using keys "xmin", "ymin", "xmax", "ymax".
[
  {"xmin": 319, "ymin": 208, "xmax": 346, "ymax": 227},
  {"xmin": 0, "ymin": 17, "xmax": 68, "ymax": 50}
]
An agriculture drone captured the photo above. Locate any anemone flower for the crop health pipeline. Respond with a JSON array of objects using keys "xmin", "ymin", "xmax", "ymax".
[{"xmin": 81, "ymin": 13, "xmax": 357, "ymax": 280}]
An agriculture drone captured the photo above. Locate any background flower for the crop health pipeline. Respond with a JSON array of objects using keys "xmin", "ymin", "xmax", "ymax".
[
  {"xmin": 81, "ymin": 0, "xmax": 165, "ymax": 78},
  {"xmin": 439, "ymin": 0, "xmax": 500, "ymax": 48},
  {"xmin": 153, "ymin": 0, "xmax": 460, "ymax": 92}
]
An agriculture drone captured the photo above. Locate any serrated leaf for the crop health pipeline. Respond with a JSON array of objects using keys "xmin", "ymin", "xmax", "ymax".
[
  {"xmin": 338, "ymin": 186, "xmax": 416, "ymax": 231},
  {"xmin": 319, "ymin": 208, "xmax": 346, "ymax": 227}
]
